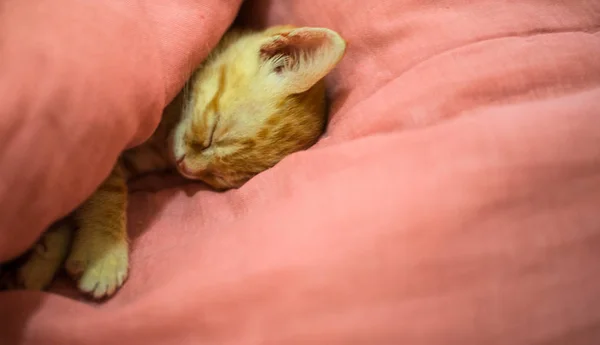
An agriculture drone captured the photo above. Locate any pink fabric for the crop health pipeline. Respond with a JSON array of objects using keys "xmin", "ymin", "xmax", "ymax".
[
  {"xmin": 0, "ymin": 0, "xmax": 242, "ymax": 261},
  {"xmin": 2, "ymin": 0, "xmax": 600, "ymax": 344}
]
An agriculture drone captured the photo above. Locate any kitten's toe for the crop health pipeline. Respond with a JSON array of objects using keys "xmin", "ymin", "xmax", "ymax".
[
  {"xmin": 66, "ymin": 239, "xmax": 129, "ymax": 299},
  {"xmin": 64, "ymin": 256, "xmax": 86, "ymax": 276}
]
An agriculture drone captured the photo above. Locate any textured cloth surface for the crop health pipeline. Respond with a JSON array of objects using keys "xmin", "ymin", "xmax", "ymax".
[{"xmin": 1, "ymin": 0, "xmax": 600, "ymax": 344}]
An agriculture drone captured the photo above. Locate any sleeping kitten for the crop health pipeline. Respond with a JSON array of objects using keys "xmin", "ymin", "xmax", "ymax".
[{"xmin": 2, "ymin": 25, "xmax": 346, "ymax": 299}]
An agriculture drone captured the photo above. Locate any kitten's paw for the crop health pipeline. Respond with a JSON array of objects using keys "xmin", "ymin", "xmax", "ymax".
[
  {"xmin": 16, "ymin": 227, "xmax": 70, "ymax": 291},
  {"xmin": 65, "ymin": 239, "xmax": 129, "ymax": 299},
  {"xmin": 17, "ymin": 246, "xmax": 59, "ymax": 290}
]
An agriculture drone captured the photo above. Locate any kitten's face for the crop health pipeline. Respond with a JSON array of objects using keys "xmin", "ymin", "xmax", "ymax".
[{"xmin": 169, "ymin": 26, "xmax": 346, "ymax": 190}]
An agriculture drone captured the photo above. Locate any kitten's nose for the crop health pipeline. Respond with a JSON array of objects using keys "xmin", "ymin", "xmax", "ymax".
[{"xmin": 176, "ymin": 155, "xmax": 191, "ymax": 175}]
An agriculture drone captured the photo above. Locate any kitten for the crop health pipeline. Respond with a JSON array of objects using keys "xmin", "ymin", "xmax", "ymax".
[{"xmin": 2, "ymin": 25, "xmax": 346, "ymax": 299}]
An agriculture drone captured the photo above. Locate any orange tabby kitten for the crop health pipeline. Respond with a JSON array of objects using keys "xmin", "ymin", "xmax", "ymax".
[{"xmin": 4, "ymin": 25, "xmax": 346, "ymax": 299}]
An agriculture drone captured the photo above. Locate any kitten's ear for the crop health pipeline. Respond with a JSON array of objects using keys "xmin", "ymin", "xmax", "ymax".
[{"xmin": 260, "ymin": 27, "xmax": 346, "ymax": 95}]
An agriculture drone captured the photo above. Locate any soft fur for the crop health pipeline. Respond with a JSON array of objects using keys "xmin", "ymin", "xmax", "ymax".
[{"xmin": 4, "ymin": 25, "xmax": 346, "ymax": 299}]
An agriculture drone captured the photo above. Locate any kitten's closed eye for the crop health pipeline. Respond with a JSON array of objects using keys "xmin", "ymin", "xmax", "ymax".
[
  {"xmin": 187, "ymin": 120, "xmax": 218, "ymax": 152},
  {"xmin": 189, "ymin": 140, "xmax": 210, "ymax": 152}
]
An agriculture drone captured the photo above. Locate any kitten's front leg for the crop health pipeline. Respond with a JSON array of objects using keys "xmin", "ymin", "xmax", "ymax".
[{"xmin": 66, "ymin": 163, "xmax": 129, "ymax": 299}]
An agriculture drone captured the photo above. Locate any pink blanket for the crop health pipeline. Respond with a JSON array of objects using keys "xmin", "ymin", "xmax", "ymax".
[{"xmin": 1, "ymin": 0, "xmax": 600, "ymax": 343}]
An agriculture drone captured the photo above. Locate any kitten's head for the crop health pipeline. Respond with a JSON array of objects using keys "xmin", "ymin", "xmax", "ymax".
[{"xmin": 169, "ymin": 26, "xmax": 346, "ymax": 190}]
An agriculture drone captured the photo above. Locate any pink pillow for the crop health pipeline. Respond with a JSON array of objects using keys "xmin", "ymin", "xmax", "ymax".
[
  {"xmin": 2, "ymin": 0, "xmax": 600, "ymax": 344},
  {"xmin": 0, "ymin": 0, "xmax": 242, "ymax": 260}
]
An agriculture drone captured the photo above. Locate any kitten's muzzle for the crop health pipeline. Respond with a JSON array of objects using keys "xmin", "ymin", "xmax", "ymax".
[{"xmin": 176, "ymin": 156, "xmax": 195, "ymax": 178}]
